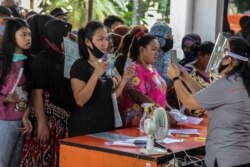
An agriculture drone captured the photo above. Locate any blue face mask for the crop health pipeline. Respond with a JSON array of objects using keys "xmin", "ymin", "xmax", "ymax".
[{"xmin": 12, "ymin": 53, "xmax": 27, "ymax": 62}]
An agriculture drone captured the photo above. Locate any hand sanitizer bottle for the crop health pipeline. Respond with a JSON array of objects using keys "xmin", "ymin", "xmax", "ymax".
[{"xmin": 139, "ymin": 103, "xmax": 154, "ymax": 132}]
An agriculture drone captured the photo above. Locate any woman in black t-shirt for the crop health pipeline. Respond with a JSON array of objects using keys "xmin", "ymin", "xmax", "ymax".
[{"xmin": 69, "ymin": 21, "xmax": 134, "ymax": 137}]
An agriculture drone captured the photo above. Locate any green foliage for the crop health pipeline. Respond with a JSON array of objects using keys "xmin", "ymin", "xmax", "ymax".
[
  {"xmin": 158, "ymin": 0, "xmax": 170, "ymax": 23},
  {"xmin": 38, "ymin": 0, "xmax": 171, "ymax": 28},
  {"xmin": 234, "ymin": 0, "xmax": 250, "ymax": 13}
]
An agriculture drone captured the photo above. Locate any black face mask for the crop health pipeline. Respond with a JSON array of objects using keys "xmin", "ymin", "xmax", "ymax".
[
  {"xmin": 184, "ymin": 51, "xmax": 196, "ymax": 62},
  {"xmin": 218, "ymin": 64, "xmax": 230, "ymax": 73},
  {"xmin": 161, "ymin": 38, "xmax": 173, "ymax": 52},
  {"xmin": 88, "ymin": 41, "xmax": 105, "ymax": 59}
]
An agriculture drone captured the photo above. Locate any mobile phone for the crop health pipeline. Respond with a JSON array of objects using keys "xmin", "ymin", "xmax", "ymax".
[
  {"xmin": 123, "ymin": 58, "xmax": 133, "ymax": 71},
  {"xmin": 170, "ymin": 49, "xmax": 178, "ymax": 65}
]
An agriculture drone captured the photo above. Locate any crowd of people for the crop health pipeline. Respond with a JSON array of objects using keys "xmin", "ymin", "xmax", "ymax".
[{"xmin": 0, "ymin": 0, "xmax": 250, "ymax": 167}]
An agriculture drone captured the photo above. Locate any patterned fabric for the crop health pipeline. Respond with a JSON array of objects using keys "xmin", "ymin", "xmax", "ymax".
[
  {"xmin": 121, "ymin": 63, "xmax": 167, "ymax": 128},
  {"xmin": 0, "ymin": 61, "xmax": 29, "ymax": 120},
  {"xmin": 150, "ymin": 22, "xmax": 172, "ymax": 86},
  {"xmin": 154, "ymin": 50, "xmax": 172, "ymax": 86},
  {"xmin": 20, "ymin": 92, "xmax": 70, "ymax": 167},
  {"xmin": 184, "ymin": 64, "xmax": 219, "ymax": 88},
  {"xmin": 184, "ymin": 64, "xmax": 220, "ymax": 117},
  {"xmin": 150, "ymin": 22, "xmax": 171, "ymax": 47}
]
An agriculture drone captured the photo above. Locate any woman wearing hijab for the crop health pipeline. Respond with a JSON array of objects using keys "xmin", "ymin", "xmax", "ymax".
[
  {"xmin": 179, "ymin": 33, "xmax": 201, "ymax": 66},
  {"xmin": 150, "ymin": 22, "xmax": 173, "ymax": 86},
  {"xmin": 28, "ymin": 14, "xmax": 55, "ymax": 55},
  {"xmin": 21, "ymin": 20, "xmax": 75, "ymax": 167}
]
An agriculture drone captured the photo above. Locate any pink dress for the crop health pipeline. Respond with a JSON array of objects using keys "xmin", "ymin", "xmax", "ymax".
[{"xmin": 121, "ymin": 63, "xmax": 167, "ymax": 128}]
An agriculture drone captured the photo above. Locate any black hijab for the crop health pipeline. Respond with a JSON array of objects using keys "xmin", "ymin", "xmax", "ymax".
[
  {"xmin": 28, "ymin": 14, "xmax": 55, "ymax": 55},
  {"xmin": 43, "ymin": 19, "xmax": 72, "ymax": 50},
  {"xmin": 30, "ymin": 19, "xmax": 75, "ymax": 111}
]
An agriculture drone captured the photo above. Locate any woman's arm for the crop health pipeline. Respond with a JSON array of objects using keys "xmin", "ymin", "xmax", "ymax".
[
  {"xmin": 180, "ymin": 67, "xmax": 203, "ymax": 94},
  {"xmin": 168, "ymin": 64, "xmax": 202, "ymax": 110},
  {"xmin": 127, "ymin": 89, "xmax": 155, "ymax": 105},
  {"xmin": 71, "ymin": 61, "xmax": 108, "ymax": 107},
  {"xmin": 32, "ymin": 89, "xmax": 50, "ymax": 143},
  {"xmin": 114, "ymin": 65, "xmax": 135, "ymax": 97}
]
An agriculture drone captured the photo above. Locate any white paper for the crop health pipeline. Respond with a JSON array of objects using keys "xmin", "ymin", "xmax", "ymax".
[
  {"xmin": 105, "ymin": 135, "xmax": 184, "ymax": 147},
  {"xmin": 161, "ymin": 138, "xmax": 184, "ymax": 144},
  {"xmin": 63, "ymin": 38, "xmax": 79, "ymax": 79},
  {"xmin": 105, "ymin": 141, "xmax": 137, "ymax": 147},
  {"xmin": 112, "ymin": 93, "xmax": 123, "ymax": 128},
  {"xmin": 10, "ymin": 68, "xmax": 23, "ymax": 94},
  {"xmin": 169, "ymin": 129, "xmax": 201, "ymax": 135},
  {"xmin": 178, "ymin": 116, "xmax": 204, "ymax": 125}
]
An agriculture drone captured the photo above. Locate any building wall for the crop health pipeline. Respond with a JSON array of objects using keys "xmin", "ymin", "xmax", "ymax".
[{"xmin": 170, "ymin": 0, "xmax": 225, "ymax": 58}]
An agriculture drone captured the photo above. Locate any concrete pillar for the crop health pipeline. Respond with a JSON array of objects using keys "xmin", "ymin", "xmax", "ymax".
[{"xmin": 170, "ymin": 0, "xmax": 225, "ymax": 58}]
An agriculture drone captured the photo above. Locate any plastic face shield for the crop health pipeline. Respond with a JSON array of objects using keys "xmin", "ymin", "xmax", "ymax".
[{"xmin": 205, "ymin": 33, "xmax": 228, "ymax": 73}]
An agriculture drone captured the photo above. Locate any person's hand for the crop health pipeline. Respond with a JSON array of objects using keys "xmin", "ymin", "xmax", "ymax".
[
  {"xmin": 36, "ymin": 120, "xmax": 50, "ymax": 144},
  {"xmin": 20, "ymin": 116, "xmax": 33, "ymax": 135},
  {"xmin": 112, "ymin": 68, "xmax": 122, "ymax": 88},
  {"xmin": 3, "ymin": 92, "xmax": 19, "ymax": 104},
  {"xmin": 178, "ymin": 65, "xmax": 190, "ymax": 80},
  {"xmin": 167, "ymin": 63, "xmax": 180, "ymax": 79},
  {"xmin": 123, "ymin": 64, "xmax": 136, "ymax": 80},
  {"xmin": 93, "ymin": 61, "xmax": 109, "ymax": 78}
]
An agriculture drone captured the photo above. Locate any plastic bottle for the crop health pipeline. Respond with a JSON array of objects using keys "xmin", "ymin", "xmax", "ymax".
[{"xmin": 139, "ymin": 103, "xmax": 154, "ymax": 132}]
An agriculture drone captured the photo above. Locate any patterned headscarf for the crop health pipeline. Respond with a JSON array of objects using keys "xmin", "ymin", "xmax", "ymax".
[{"xmin": 150, "ymin": 22, "xmax": 172, "ymax": 47}]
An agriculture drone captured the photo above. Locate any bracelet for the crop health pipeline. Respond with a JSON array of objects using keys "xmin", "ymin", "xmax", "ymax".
[{"xmin": 172, "ymin": 76, "xmax": 180, "ymax": 83}]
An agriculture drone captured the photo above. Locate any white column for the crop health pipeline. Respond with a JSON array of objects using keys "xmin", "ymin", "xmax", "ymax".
[
  {"xmin": 170, "ymin": 0, "xmax": 224, "ymax": 58},
  {"xmin": 170, "ymin": 0, "xmax": 194, "ymax": 58}
]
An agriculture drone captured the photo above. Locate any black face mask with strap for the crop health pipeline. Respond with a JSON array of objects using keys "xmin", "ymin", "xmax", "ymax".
[
  {"xmin": 88, "ymin": 41, "xmax": 105, "ymax": 59},
  {"xmin": 161, "ymin": 38, "xmax": 173, "ymax": 52}
]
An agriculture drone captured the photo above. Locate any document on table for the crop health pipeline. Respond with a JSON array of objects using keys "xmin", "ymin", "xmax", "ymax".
[
  {"xmin": 169, "ymin": 129, "xmax": 201, "ymax": 135},
  {"xmin": 105, "ymin": 136, "xmax": 184, "ymax": 147},
  {"xmin": 178, "ymin": 116, "xmax": 204, "ymax": 125}
]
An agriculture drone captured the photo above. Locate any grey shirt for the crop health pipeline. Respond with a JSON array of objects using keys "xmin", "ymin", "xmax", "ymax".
[{"xmin": 195, "ymin": 75, "xmax": 250, "ymax": 167}]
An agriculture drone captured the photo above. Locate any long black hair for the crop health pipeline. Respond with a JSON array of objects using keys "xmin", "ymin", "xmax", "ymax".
[
  {"xmin": 0, "ymin": 18, "xmax": 31, "ymax": 85},
  {"xmin": 227, "ymin": 37, "xmax": 250, "ymax": 96},
  {"xmin": 129, "ymin": 33, "xmax": 156, "ymax": 61},
  {"xmin": 78, "ymin": 20, "xmax": 105, "ymax": 60}
]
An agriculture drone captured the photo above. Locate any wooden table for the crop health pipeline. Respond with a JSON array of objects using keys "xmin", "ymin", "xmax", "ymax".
[{"xmin": 60, "ymin": 118, "xmax": 207, "ymax": 167}]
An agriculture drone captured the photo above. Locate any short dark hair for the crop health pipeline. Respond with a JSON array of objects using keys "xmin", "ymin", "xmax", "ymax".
[
  {"xmin": 103, "ymin": 15, "xmax": 123, "ymax": 29},
  {"xmin": 239, "ymin": 15, "xmax": 250, "ymax": 29},
  {"xmin": 0, "ymin": 5, "xmax": 12, "ymax": 17}
]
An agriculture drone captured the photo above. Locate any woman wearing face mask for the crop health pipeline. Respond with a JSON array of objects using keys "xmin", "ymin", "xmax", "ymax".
[
  {"xmin": 179, "ymin": 33, "xmax": 201, "ymax": 66},
  {"xmin": 167, "ymin": 37, "xmax": 250, "ymax": 167},
  {"xmin": 20, "ymin": 20, "xmax": 75, "ymax": 167},
  {"xmin": 0, "ymin": 6, "xmax": 12, "ymax": 52},
  {"xmin": 0, "ymin": 18, "xmax": 32, "ymax": 167},
  {"xmin": 180, "ymin": 41, "xmax": 220, "ymax": 117},
  {"xmin": 69, "ymin": 21, "xmax": 135, "ymax": 137},
  {"xmin": 150, "ymin": 22, "xmax": 173, "ymax": 86}
]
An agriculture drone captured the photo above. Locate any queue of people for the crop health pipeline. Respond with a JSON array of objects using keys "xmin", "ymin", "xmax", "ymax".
[{"xmin": 0, "ymin": 1, "xmax": 250, "ymax": 166}]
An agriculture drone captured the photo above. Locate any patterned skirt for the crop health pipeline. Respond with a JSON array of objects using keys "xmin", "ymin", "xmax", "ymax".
[{"xmin": 20, "ymin": 93, "xmax": 70, "ymax": 167}]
